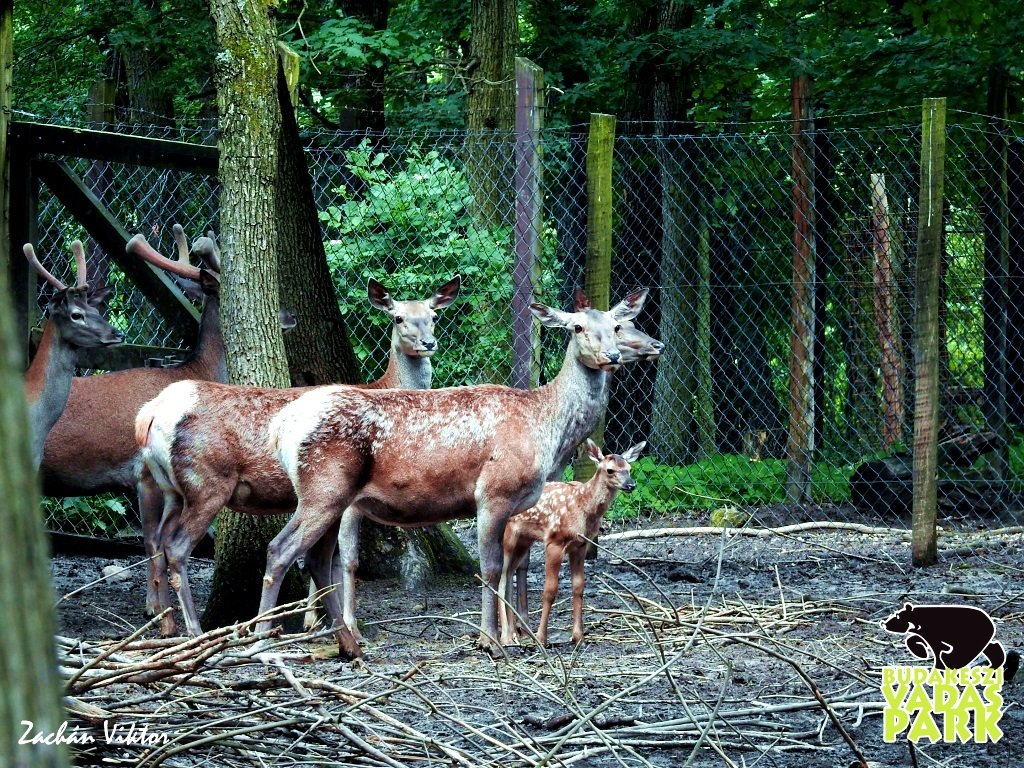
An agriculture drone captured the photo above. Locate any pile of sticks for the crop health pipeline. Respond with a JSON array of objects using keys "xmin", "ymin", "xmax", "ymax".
[{"xmin": 55, "ymin": 581, "xmax": 883, "ymax": 768}]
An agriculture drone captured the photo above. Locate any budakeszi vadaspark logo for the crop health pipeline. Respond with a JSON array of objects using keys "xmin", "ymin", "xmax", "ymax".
[{"xmin": 879, "ymin": 603, "xmax": 1010, "ymax": 744}]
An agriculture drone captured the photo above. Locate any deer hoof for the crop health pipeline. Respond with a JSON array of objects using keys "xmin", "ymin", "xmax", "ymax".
[
  {"xmin": 336, "ymin": 628, "xmax": 363, "ymax": 661},
  {"xmin": 159, "ymin": 612, "xmax": 178, "ymax": 638}
]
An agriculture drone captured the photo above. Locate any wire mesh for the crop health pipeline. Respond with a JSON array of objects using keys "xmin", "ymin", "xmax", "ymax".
[{"xmin": 28, "ymin": 110, "xmax": 1024, "ymax": 536}]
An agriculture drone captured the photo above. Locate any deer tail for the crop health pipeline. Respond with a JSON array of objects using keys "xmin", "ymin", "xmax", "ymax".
[{"xmin": 135, "ymin": 400, "xmax": 158, "ymax": 450}]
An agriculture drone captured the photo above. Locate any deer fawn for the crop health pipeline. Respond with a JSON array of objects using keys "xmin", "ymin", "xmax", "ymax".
[
  {"xmin": 135, "ymin": 275, "xmax": 461, "ymax": 640},
  {"xmin": 23, "ymin": 241, "xmax": 123, "ymax": 468},
  {"xmin": 498, "ymin": 439, "xmax": 644, "ymax": 646},
  {"xmin": 264, "ymin": 290, "xmax": 655, "ymax": 657}
]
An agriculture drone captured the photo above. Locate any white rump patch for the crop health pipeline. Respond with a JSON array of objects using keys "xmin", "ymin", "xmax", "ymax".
[
  {"xmin": 143, "ymin": 381, "xmax": 200, "ymax": 493},
  {"xmin": 269, "ymin": 386, "xmax": 345, "ymax": 485}
]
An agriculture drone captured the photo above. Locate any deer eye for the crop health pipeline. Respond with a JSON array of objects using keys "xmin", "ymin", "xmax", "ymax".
[
  {"xmin": 70, "ymin": 310, "xmax": 85, "ymax": 322},
  {"xmin": 395, "ymin": 316, "xmax": 404, "ymax": 324},
  {"xmin": 614, "ymin": 324, "xmax": 622, "ymax": 333},
  {"xmin": 606, "ymin": 468, "xmax": 615, "ymax": 475},
  {"xmin": 574, "ymin": 324, "xmax": 583, "ymax": 333}
]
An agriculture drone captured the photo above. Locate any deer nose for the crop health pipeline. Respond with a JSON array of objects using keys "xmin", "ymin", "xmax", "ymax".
[
  {"xmin": 651, "ymin": 340, "xmax": 665, "ymax": 353},
  {"xmin": 422, "ymin": 340, "xmax": 436, "ymax": 351},
  {"xmin": 105, "ymin": 330, "xmax": 125, "ymax": 345},
  {"xmin": 606, "ymin": 351, "xmax": 621, "ymax": 364},
  {"xmin": 622, "ymin": 480, "xmax": 637, "ymax": 493}
]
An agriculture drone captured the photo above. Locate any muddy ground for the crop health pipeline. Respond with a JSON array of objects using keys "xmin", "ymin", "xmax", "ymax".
[{"xmin": 52, "ymin": 507, "xmax": 1023, "ymax": 767}]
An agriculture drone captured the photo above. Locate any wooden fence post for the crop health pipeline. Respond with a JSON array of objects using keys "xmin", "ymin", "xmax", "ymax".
[
  {"xmin": 511, "ymin": 56, "xmax": 543, "ymax": 390},
  {"xmin": 912, "ymin": 97, "xmax": 946, "ymax": 567},
  {"xmin": 573, "ymin": 112, "xmax": 616, "ymax": 489},
  {"xmin": 785, "ymin": 74, "xmax": 816, "ymax": 504}
]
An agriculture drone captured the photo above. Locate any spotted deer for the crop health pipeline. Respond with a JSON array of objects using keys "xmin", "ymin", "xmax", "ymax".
[
  {"xmin": 23, "ymin": 241, "xmax": 123, "ymax": 468},
  {"xmin": 498, "ymin": 439, "xmax": 644, "ymax": 646},
  {"xmin": 135, "ymin": 275, "xmax": 461, "ymax": 638},
  {"xmin": 263, "ymin": 290, "xmax": 655, "ymax": 658}
]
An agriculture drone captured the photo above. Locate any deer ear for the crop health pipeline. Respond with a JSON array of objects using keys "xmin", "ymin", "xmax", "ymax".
[
  {"xmin": 621, "ymin": 441, "xmax": 646, "ymax": 463},
  {"xmin": 198, "ymin": 269, "xmax": 220, "ymax": 296},
  {"xmin": 279, "ymin": 308, "xmax": 298, "ymax": 331},
  {"xmin": 367, "ymin": 278, "xmax": 394, "ymax": 312},
  {"xmin": 586, "ymin": 439, "xmax": 602, "ymax": 463},
  {"xmin": 610, "ymin": 288, "xmax": 649, "ymax": 321},
  {"xmin": 530, "ymin": 303, "xmax": 571, "ymax": 328},
  {"xmin": 429, "ymin": 275, "xmax": 461, "ymax": 310},
  {"xmin": 88, "ymin": 284, "xmax": 115, "ymax": 308},
  {"xmin": 574, "ymin": 290, "xmax": 591, "ymax": 311}
]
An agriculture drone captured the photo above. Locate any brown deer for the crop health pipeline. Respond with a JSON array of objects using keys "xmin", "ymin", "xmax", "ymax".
[
  {"xmin": 498, "ymin": 439, "xmax": 644, "ymax": 646},
  {"xmin": 322, "ymin": 294, "xmax": 664, "ymax": 643},
  {"xmin": 39, "ymin": 226, "xmax": 234, "ymax": 615},
  {"xmin": 135, "ymin": 275, "xmax": 461, "ymax": 638},
  {"xmin": 23, "ymin": 241, "xmax": 123, "ymax": 468},
  {"xmin": 260, "ymin": 290, "xmax": 653, "ymax": 658}
]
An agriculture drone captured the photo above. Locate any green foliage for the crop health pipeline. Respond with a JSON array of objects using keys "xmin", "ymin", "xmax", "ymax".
[
  {"xmin": 606, "ymin": 454, "xmax": 852, "ymax": 521},
  {"xmin": 320, "ymin": 139, "xmax": 560, "ymax": 386},
  {"xmin": 42, "ymin": 495, "xmax": 129, "ymax": 538}
]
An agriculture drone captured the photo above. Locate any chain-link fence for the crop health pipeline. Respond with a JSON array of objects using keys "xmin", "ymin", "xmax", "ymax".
[{"xmin": 28, "ymin": 107, "xmax": 1024, "ymax": 536}]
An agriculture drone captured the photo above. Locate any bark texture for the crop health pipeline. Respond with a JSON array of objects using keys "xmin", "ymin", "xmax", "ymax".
[
  {"xmin": 0, "ymin": 192, "xmax": 69, "ymax": 766},
  {"xmin": 203, "ymin": 0, "xmax": 302, "ymax": 630},
  {"xmin": 465, "ymin": 0, "xmax": 516, "ymax": 228}
]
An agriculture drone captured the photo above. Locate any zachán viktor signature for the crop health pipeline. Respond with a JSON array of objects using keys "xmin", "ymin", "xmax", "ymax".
[{"xmin": 20, "ymin": 719, "xmax": 170, "ymax": 747}]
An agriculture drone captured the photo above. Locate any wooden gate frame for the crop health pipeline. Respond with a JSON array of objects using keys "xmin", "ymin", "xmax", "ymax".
[{"xmin": 5, "ymin": 120, "xmax": 220, "ymax": 370}]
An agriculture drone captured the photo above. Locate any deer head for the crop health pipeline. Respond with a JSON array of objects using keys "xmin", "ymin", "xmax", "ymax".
[
  {"xmin": 585, "ymin": 438, "xmax": 645, "ymax": 493},
  {"xmin": 531, "ymin": 289, "xmax": 649, "ymax": 372},
  {"xmin": 368, "ymin": 275, "xmax": 461, "ymax": 358},
  {"xmin": 25, "ymin": 241, "xmax": 122, "ymax": 349}
]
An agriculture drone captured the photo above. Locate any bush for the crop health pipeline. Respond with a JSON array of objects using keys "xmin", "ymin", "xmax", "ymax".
[
  {"xmin": 42, "ymin": 495, "xmax": 130, "ymax": 537},
  {"xmin": 320, "ymin": 140, "xmax": 562, "ymax": 388}
]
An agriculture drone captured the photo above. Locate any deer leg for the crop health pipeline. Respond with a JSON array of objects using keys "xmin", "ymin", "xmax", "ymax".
[
  {"xmin": 258, "ymin": 496, "xmax": 362, "ymax": 660},
  {"xmin": 302, "ymin": 578, "xmax": 320, "ymax": 632},
  {"xmin": 476, "ymin": 504, "xmax": 514, "ymax": 653},
  {"xmin": 151, "ymin": 489, "xmax": 186, "ymax": 637},
  {"xmin": 304, "ymin": 518, "xmax": 343, "ymax": 632},
  {"xmin": 514, "ymin": 548, "xmax": 530, "ymax": 636},
  {"xmin": 159, "ymin": 506, "xmax": 205, "ymax": 638},
  {"xmin": 497, "ymin": 550, "xmax": 521, "ymax": 646},
  {"xmin": 334, "ymin": 507, "xmax": 364, "ymax": 642},
  {"xmin": 568, "ymin": 545, "xmax": 587, "ymax": 645},
  {"xmin": 537, "ymin": 542, "xmax": 564, "ymax": 647},
  {"xmin": 138, "ymin": 466, "xmax": 170, "ymax": 621}
]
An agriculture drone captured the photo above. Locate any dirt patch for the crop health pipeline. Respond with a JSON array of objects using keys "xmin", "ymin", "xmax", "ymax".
[{"xmin": 51, "ymin": 515, "xmax": 1024, "ymax": 767}]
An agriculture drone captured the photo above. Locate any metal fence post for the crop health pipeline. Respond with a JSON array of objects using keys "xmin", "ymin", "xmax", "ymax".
[{"xmin": 912, "ymin": 97, "xmax": 946, "ymax": 567}]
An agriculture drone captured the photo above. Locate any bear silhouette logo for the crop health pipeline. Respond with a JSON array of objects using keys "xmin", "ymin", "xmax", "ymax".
[{"xmin": 880, "ymin": 603, "xmax": 1006, "ymax": 670}]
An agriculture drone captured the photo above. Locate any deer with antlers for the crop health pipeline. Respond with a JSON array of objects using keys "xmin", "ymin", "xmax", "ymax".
[
  {"xmin": 498, "ymin": 439, "xmax": 644, "ymax": 646},
  {"xmin": 23, "ymin": 241, "xmax": 123, "ymax": 468},
  {"xmin": 258, "ymin": 290, "xmax": 656, "ymax": 658},
  {"xmin": 38, "ymin": 226, "xmax": 252, "ymax": 617},
  {"xmin": 135, "ymin": 274, "xmax": 461, "ymax": 638}
]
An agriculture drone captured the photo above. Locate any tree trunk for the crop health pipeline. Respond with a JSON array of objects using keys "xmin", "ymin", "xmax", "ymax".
[
  {"xmin": 649, "ymin": 2, "xmax": 710, "ymax": 466},
  {"xmin": 275, "ymin": 48, "xmax": 362, "ymax": 387},
  {"xmin": 203, "ymin": 0, "xmax": 302, "ymax": 630},
  {"xmin": 0, "ymin": 222, "xmax": 69, "ymax": 767},
  {"xmin": 785, "ymin": 74, "xmax": 816, "ymax": 503},
  {"xmin": 465, "ymin": 0, "xmax": 516, "ymax": 228}
]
